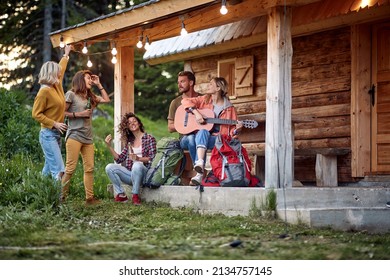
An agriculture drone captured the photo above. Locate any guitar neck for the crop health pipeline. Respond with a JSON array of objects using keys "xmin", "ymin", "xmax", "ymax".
[{"xmin": 205, "ymin": 118, "xmax": 238, "ymax": 126}]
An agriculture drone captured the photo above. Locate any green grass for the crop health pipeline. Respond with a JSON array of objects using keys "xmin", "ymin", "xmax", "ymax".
[
  {"xmin": 1, "ymin": 130, "xmax": 390, "ymax": 260},
  {"xmin": 0, "ymin": 198, "xmax": 389, "ymax": 260},
  {"xmin": 1, "ymin": 100, "xmax": 389, "ymax": 260}
]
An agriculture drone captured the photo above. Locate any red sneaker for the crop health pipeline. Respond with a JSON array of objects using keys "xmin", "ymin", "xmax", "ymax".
[
  {"xmin": 132, "ymin": 194, "xmax": 141, "ymax": 205},
  {"xmin": 114, "ymin": 193, "xmax": 129, "ymax": 203}
]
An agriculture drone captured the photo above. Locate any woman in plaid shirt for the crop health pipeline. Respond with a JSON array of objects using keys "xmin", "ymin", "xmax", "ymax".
[{"xmin": 105, "ymin": 112, "xmax": 157, "ymax": 205}]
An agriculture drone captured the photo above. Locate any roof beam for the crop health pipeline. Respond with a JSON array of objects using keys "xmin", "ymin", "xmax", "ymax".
[
  {"xmin": 50, "ymin": 0, "xmax": 321, "ymax": 48},
  {"xmin": 50, "ymin": 0, "xmax": 218, "ymax": 47}
]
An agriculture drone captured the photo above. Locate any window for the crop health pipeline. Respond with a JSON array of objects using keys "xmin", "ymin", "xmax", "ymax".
[{"xmin": 218, "ymin": 55, "xmax": 254, "ymax": 99}]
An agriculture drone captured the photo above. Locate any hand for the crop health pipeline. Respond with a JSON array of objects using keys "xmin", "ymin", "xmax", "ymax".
[
  {"xmin": 91, "ymin": 75, "xmax": 101, "ymax": 87},
  {"xmin": 64, "ymin": 44, "xmax": 72, "ymax": 56},
  {"xmin": 236, "ymin": 121, "xmax": 243, "ymax": 132},
  {"xmin": 77, "ymin": 109, "xmax": 93, "ymax": 118},
  {"xmin": 194, "ymin": 110, "xmax": 205, "ymax": 124},
  {"xmin": 104, "ymin": 134, "xmax": 112, "ymax": 145},
  {"xmin": 54, "ymin": 121, "xmax": 67, "ymax": 134},
  {"xmin": 129, "ymin": 153, "xmax": 138, "ymax": 161}
]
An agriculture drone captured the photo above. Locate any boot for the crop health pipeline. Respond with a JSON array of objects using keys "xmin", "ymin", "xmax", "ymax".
[
  {"xmin": 132, "ymin": 194, "xmax": 141, "ymax": 206},
  {"xmin": 85, "ymin": 197, "xmax": 101, "ymax": 206}
]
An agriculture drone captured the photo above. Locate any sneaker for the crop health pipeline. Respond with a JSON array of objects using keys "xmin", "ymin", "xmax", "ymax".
[
  {"xmin": 85, "ymin": 197, "xmax": 101, "ymax": 206},
  {"xmin": 386, "ymin": 201, "xmax": 390, "ymax": 208},
  {"xmin": 115, "ymin": 193, "xmax": 129, "ymax": 203},
  {"xmin": 132, "ymin": 194, "xmax": 141, "ymax": 206},
  {"xmin": 194, "ymin": 159, "xmax": 204, "ymax": 173},
  {"xmin": 191, "ymin": 173, "xmax": 203, "ymax": 185}
]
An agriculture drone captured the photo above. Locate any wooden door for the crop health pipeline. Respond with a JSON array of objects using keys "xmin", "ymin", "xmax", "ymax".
[{"xmin": 372, "ymin": 22, "xmax": 390, "ymax": 172}]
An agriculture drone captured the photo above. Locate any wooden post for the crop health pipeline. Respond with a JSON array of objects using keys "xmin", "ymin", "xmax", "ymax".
[
  {"xmin": 265, "ymin": 6, "xmax": 293, "ymax": 189},
  {"xmin": 350, "ymin": 24, "xmax": 371, "ymax": 177},
  {"xmin": 114, "ymin": 46, "xmax": 135, "ymax": 152}
]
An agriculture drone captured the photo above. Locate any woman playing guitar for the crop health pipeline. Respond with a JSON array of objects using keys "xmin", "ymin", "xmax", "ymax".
[{"xmin": 180, "ymin": 77, "xmax": 243, "ymax": 185}]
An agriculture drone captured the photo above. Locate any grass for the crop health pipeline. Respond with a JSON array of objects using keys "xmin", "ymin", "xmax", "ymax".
[
  {"xmin": 1, "ymin": 106, "xmax": 389, "ymax": 260},
  {"xmin": 0, "ymin": 197, "xmax": 389, "ymax": 260}
]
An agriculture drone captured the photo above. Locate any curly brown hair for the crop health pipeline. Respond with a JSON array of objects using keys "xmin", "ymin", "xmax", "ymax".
[
  {"xmin": 118, "ymin": 112, "xmax": 145, "ymax": 144},
  {"xmin": 71, "ymin": 70, "xmax": 99, "ymax": 107}
]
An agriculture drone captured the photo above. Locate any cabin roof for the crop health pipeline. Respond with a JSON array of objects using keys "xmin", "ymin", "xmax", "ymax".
[{"xmin": 142, "ymin": 0, "xmax": 389, "ymax": 64}]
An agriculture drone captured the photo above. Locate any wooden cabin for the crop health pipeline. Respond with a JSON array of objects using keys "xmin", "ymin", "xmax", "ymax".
[
  {"xmin": 50, "ymin": 0, "xmax": 390, "ymax": 189},
  {"xmin": 49, "ymin": 0, "xmax": 390, "ymax": 232}
]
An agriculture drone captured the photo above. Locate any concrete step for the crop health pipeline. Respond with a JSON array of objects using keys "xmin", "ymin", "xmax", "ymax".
[
  {"xmin": 281, "ymin": 208, "xmax": 390, "ymax": 233},
  {"xmin": 107, "ymin": 185, "xmax": 390, "ymax": 233}
]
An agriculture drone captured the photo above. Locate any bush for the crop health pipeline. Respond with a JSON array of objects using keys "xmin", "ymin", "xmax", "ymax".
[
  {"xmin": 0, "ymin": 154, "xmax": 61, "ymax": 210},
  {"xmin": 0, "ymin": 88, "xmax": 41, "ymax": 159}
]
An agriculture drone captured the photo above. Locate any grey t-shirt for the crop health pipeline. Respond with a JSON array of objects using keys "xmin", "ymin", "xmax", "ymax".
[{"xmin": 65, "ymin": 90, "xmax": 101, "ymax": 144}]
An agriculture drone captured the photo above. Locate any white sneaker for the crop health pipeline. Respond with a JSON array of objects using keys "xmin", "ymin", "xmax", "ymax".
[
  {"xmin": 191, "ymin": 173, "xmax": 203, "ymax": 185},
  {"xmin": 194, "ymin": 159, "xmax": 204, "ymax": 173}
]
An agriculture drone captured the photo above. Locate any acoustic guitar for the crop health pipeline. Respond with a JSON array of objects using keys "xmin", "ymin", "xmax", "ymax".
[{"xmin": 174, "ymin": 105, "xmax": 258, "ymax": 134}]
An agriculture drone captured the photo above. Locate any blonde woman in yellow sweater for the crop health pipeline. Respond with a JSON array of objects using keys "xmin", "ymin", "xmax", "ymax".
[{"xmin": 32, "ymin": 45, "xmax": 72, "ymax": 181}]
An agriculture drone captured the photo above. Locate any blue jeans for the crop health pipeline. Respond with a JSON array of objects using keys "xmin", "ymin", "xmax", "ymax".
[
  {"xmin": 180, "ymin": 129, "xmax": 216, "ymax": 163},
  {"xmin": 180, "ymin": 134, "xmax": 196, "ymax": 163},
  {"xmin": 105, "ymin": 162, "xmax": 147, "ymax": 195},
  {"xmin": 39, "ymin": 128, "xmax": 65, "ymax": 180}
]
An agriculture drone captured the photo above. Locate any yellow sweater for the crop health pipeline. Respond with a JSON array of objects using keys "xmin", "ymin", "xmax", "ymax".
[{"xmin": 32, "ymin": 57, "xmax": 68, "ymax": 129}]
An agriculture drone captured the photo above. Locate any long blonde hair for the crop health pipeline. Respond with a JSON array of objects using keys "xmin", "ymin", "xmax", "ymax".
[
  {"xmin": 205, "ymin": 77, "xmax": 229, "ymax": 104},
  {"xmin": 38, "ymin": 61, "xmax": 61, "ymax": 85}
]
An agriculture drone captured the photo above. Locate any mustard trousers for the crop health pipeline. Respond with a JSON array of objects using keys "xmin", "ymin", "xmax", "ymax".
[{"xmin": 62, "ymin": 138, "xmax": 95, "ymax": 200}]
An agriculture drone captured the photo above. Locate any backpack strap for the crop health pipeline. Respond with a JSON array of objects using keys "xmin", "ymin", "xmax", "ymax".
[
  {"xmin": 169, "ymin": 154, "xmax": 186, "ymax": 185},
  {"xmin": 220, "ymin": 153, "xmax": 228, "ymax": 180},
  {"xmin": 238, "ymin": 144, "xmax": 250, "ymax": 172}
]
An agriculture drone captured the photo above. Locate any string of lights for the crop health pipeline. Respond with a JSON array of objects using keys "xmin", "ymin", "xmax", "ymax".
[{"xmin": 58, "ymin": 0, "xmax": 229, "ymax": 67}]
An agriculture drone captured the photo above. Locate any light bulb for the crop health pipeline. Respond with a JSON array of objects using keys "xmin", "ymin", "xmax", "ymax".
[
  {"xmin": 136, "ymin": 39, "xmax": 143, "ymax": 49},
  {"xmin": 82, "ymin": 42, "xmax": 88, "ymax": 54},
  {"xmin": 220, "ymin": 5, "xmax": 228, "ymax": 15},
  {"xmin": 180, "ymin": 22, "xmax": 188, "ymax": 36},
  {"xmin": 87, "ymin": 57, "xmax": 92, "ymax": 68},
  {"xmin": 111, "ymin": 47, "xmax": 117, "ymax": 55},
  {"xmin": 111, "ymin": 56, "xmax": 117, "ymax": 64},
  {"xmin": 144, "ymin": 36, "xmax": 150, "ymax": 51},
  {"xmin": 59, "ymin": 36, "xmax": 65, "ymax": 48}
]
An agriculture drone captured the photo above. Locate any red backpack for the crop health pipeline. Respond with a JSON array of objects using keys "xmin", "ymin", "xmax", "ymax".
[{"xmin": 205, "ymin": 134, "xmax": 254, "ymax": 187}]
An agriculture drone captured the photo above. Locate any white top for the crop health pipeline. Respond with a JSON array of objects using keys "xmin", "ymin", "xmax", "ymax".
[{"xmin": 132, "ymin": 146, "xmax": 142, "ymax": 161}]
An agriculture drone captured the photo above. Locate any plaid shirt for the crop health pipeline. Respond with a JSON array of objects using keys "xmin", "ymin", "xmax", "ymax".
[{"xmin": 115, "ymin": 133, "xmax": 157, "ymax": 170}]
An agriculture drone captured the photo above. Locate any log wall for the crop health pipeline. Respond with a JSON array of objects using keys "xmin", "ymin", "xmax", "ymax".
[{"xmin": 189, "ymin": 27, "xmax": 354, "ymax": 183}]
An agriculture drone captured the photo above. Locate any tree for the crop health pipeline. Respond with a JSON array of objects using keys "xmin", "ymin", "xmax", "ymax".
[
  {"xmin": 0, "ymin": 0, "xmax": 119, "ymax": 93},
  {"xmin": 0, "ymin": 0, "xmax": 182, "ymax": 120},
  {"xmin": 134, "ymin": 49, "xmax": 183, "ymax": 120}
]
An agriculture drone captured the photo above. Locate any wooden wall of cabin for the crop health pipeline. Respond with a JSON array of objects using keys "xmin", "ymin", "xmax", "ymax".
[{"xmin": 189, "ymin": 27, "xmax": 354, "ymax": 184}]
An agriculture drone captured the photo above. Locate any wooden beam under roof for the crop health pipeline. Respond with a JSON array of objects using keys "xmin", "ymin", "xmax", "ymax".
[{"xmin": 49, "ymin": 0, "xmax": 322, "ymax": 48}]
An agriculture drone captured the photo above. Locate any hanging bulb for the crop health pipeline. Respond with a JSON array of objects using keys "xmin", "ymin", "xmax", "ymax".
[
  {"xmin": 144, "ymin": 36, "xmax": 150, "ymax": 51},
  {"xmin": 111, "ymin": 43, "xmax": 117, "ymax": 55},
  {"xmin": 136, "ymin": 35, "xmax": 143, "ymax": 48},
  {"xmin": 82, "ymin": 41, "xmax": 88, "ymax": 54},
  {"xmin": 87, "ymin": 56, "xmax": 92, "ymax": 68},
  {"xmin": 180, "ymin": 21, "xmax": 188, "ymax": 36},
  {"xmin": 111, "ymin": 55, "xmax": 117, "ymax": 64},
  {"xmin": 220, "ymin": 0, "xmax": 228, "ymax": 15},
  {"xmin": 59, "ymin": 35, "xmax": 65, "ymax": 49}
]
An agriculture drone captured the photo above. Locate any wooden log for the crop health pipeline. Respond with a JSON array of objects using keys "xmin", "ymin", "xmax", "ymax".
[{"xmin": 316, "ymin": 154, "xmax": 338, "ymax": 187}]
